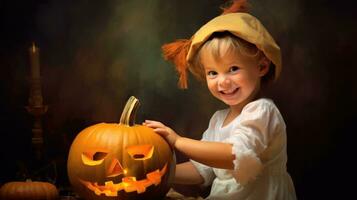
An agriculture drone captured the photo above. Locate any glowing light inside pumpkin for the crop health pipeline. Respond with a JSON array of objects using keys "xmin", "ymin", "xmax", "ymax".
[
  {"xmin": 81, "ymin": 150, "xmax": 109, "ymax": 166},
  {"xmin": 107, "ymin": 158, "xmax": 125, "ymax": 177},
  {"xmin": 126, "ymin": 144, "xmax": 154, "ymax": 160},
  {"xmin": 80, "ymin": 163, "xmax": 167, "ymax": 196}
]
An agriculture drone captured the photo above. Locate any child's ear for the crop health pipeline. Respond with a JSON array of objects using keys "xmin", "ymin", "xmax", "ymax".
[{"xmin": 258, "ymin": 57, "xmax": 271, "ymax": 77}]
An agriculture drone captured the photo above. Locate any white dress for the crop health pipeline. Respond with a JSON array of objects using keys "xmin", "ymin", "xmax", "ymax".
[{"xmin": 191, "ymin": 98, "xmax": 297, "ymax": 200}]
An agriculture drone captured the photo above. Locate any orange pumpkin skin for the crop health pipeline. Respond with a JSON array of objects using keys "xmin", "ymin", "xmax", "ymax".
[
  {"xmin": 0, "ymin": 181, "xmax": 59, "ymax": 200},
  {"xmin": 67, "ymin": 97, "xmax": 175, "ymax": 200}
]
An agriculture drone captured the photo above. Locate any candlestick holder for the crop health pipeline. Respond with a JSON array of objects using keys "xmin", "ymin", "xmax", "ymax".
[
  {"xmin": 26, "ymin": 103, "xmax": 48, "ymax": 160},
  {"xmin": 26, "ymin": 43, "xmax": 48, "ymax": 160}
]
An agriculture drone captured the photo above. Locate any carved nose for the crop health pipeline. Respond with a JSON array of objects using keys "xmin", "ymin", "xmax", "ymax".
[{"xmin": 106, "ymin": 158, "xmax": 124, "ymax": 177}]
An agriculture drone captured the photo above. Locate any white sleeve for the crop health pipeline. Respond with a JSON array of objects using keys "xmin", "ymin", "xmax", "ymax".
[
  {"xmin": 190, "ymin": 159, "xmax": 215, "ymax": 187},
  {"xmin": 223, "ymin": 100, "xmax": 285, "ymax": 185}
]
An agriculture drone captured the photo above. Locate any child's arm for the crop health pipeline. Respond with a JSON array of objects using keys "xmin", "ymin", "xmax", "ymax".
[
  {"xmin": 174, "ymin": 161, "xmax": 204, "ymax": 184},
  {"xmin": 144, "ymin": 120, "xmax": 235, "ymax": 169}
]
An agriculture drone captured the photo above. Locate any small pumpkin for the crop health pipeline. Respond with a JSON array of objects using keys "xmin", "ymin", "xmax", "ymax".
[
  {"xmin": 0, "ymin": 179, "xmax": 59, "ymax": 200},
  {"xmin": 67, "ymin": 96, "xmax": 175, "ymax": 200}
]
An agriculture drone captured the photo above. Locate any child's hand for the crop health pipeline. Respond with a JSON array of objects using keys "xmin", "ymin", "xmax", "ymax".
[{"xmin": 143, "ymin": 120, "xmax": 181, "ymax": 147}]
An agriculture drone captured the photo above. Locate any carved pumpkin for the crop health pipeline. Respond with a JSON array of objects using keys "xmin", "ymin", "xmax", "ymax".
[
  {"xmin": 0, "ymin": 180, "xmax": 59, "ymax": 200},
  {"xmin": 67, "ymin": 96, "xmax": 175, "ymax": 200}
]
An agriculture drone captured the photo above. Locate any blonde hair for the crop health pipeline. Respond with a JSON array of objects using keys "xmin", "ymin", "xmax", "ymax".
[{"xmin": 190, "ymin": 32, "xmax": 275, "ymax": 84}]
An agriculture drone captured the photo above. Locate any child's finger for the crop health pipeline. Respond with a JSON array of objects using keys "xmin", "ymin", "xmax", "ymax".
[
  {"xmin": 152, "ymin": 128, "xmax": 169, "ymax": 137},
  {"xmin": 143, "ymin": 121, "xmax": 157, "ymax": 127},
  {"xmin": 145, "ymin": 119, "xmax": 161, "ymax": 124},
  {"xmin": 144, "ymin": 120, "xmax": 165, "ymax": 127}
]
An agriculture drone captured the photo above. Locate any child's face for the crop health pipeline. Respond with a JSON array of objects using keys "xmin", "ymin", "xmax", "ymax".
[{"xmin": 200, "ymin": 47, "xmax": 266, "ymax": 109}]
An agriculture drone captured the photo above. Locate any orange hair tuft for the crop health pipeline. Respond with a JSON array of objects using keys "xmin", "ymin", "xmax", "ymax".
[
  {"xmin": 221, "ymin": 0, "xmax": 250, "ymax": 14},
  {"xmin": 161, "ymin": 39, "xmax": 192, "ymax": 89}
]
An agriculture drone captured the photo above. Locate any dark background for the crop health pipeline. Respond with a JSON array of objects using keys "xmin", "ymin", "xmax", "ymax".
[{"xmin": 0, "ymin": 0, "xmax": 356, "ymax": 199}]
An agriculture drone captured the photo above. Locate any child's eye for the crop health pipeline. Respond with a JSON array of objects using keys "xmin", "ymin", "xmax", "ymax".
[
  {"xmin": 229, "ymin": 66, "xmax": 240, "ymax": 73},
  {"xmin": 207, "ymin": 71, "xmax": 218, "ymax": 78}
]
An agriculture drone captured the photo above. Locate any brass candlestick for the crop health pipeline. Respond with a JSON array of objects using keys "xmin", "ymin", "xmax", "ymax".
[{"xmin": 26, "ymin": 43, "xmax": 48, "ymax": 160}]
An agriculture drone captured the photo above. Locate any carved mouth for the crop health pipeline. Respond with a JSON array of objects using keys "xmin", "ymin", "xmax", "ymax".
[{"xmin": 79, "ymin": 163, "xmax": 167, "ymax": 196}]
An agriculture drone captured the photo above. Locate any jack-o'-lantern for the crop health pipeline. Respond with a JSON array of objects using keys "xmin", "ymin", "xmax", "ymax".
[{"xmin": 67, "ymin": 96, "xmax": 175, "ymax": 200}]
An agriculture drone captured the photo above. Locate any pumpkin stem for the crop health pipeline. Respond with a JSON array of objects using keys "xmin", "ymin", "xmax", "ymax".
[{"xmin": 119, "ymin": 96, "xmax": 140, "ymax": 126}]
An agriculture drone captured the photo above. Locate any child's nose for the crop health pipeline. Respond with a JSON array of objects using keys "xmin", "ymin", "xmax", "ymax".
[{"xmin": 218, "ymin": 75, "xmax": 231, "ymax": 86}]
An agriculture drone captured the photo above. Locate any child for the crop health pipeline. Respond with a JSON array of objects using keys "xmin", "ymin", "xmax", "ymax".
[{"xmin": 144, "ymin": 0, "xmax": 297, "ymax": 199}]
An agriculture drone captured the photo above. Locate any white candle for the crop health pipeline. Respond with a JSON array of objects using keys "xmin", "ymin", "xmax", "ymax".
[{"xmin": 29, "ymin": 43, "xmax": 40, "ymax": 79}]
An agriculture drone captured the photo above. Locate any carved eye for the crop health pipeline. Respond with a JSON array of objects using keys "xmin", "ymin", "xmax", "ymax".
[
  {"xmin": 126, "ymin": 144, "xmax": 154, "ymax": 160},
  {"xmin": 82, "ymin": 150, "xmax": 108, "ymax": 166}
]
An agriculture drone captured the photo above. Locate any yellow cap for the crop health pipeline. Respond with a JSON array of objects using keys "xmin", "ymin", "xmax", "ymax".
[{"xmin": 186, "ymin": 13, "xmax": 282, "ymax": 80}]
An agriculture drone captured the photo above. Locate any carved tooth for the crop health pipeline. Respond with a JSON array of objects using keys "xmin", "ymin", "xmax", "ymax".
[
  {"xmin": 122, "ymin": 176, "xmax": 136, "ymax": 182},
  {"xmin": 124, "ymin": 183, "xmax": 137, "ymax": 193},
  {"xmin": 86, "ymin": 182, "xmax": 97, "ymax": 192},
  {"xmin": 136, "ymin": 183, "xmax": 147, "ymax": 194},
  {"xmin": 141, "ymin": 179, "xmax": 152, "ymax": 188},
  {"xmin": 113, "ymin": 182, "xmax": 125, "ymax": 192},
  {"xmin": 104, "ymin": 189, "xmax": 117, "ymax": 197},
  {"xmin": 105, "ymin": 181, "xmax": 114, "ymax": 187},
  {"xmin": 160, "ymin": 164, "xmax": 168, "ymax": 176},
  {"xmin": 94, "ymin": 188, "xmax": 103, "ymax": 196},
  {"xmin": 146, "ymin": 170, "xmax": 161, "ymax": 185}
]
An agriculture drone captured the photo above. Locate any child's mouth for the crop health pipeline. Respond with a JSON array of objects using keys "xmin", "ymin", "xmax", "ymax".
[{"xmin": 220, "ymin": 88, "xmax": 239, "ymax": 96}]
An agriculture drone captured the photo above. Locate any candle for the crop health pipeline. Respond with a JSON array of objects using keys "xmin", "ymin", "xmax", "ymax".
[
  {"xmin": 28, "ymin": 42, "xmax": 43, "ymax": 107},
  {"xmin": 29, "ymin": 43, "xmax": 40, "ymax": 79}
]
